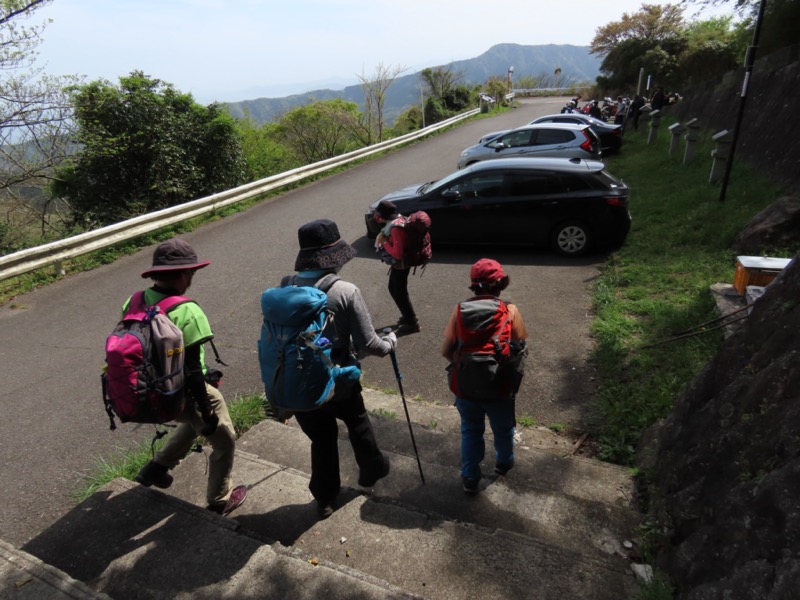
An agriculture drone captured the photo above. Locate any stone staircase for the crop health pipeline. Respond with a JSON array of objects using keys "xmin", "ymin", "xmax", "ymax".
[{"xmin": 12, "ymin": 390, "xmax": 642, "ymax": 599}]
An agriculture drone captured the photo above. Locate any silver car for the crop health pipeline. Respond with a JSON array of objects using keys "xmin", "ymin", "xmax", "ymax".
[{"xmin": 458, "ymin": 123, "xmax": 602, "ymax": 169}]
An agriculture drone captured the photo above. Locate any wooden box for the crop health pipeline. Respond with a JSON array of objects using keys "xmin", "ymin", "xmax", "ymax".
[{"xmin": 733, "ymin": 256, "xmax": 792, "ymax": 295}]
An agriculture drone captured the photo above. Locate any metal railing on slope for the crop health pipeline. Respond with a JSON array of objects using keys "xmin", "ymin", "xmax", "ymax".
[{"xmin": 0, "ymin": 109, "xmax": 479, "ymax": 283}]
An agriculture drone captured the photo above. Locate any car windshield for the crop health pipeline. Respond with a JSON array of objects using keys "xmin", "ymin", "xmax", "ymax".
[
  {"xmin": 423, "ymin": 171, "xmax": 465, "ymax": 194},
  {"xmin": 417, "ymin": 180, "xmax": 439, "ymax": 194}
]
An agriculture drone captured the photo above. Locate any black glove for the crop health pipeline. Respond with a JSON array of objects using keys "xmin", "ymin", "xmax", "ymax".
[{"xmin": 200, "ymin": 409, "xmax": 219, "ymax": 436}]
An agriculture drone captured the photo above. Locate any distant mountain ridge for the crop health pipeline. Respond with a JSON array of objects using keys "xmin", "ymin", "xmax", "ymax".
[{"xmin": 226, "ymin": 43, "xmax": 601, "ymax": 125}]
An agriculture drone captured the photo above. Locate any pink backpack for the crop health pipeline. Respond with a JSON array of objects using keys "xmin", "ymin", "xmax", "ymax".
[
  {"xmin": 382, "ymin": 211, "xmax": 432, "ymax": 269},
  {"xmin": 102, "ymin": 291, "xmax": 190, "ymax": 429}
]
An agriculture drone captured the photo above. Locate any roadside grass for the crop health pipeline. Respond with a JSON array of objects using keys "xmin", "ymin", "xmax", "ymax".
[
  {"xmin": 592, "ymin": 122, "xmax": 785, "ymax": 465},
  {"xmin": 72, "ymin": 393, "xmax": 267, "ymax": 502}
]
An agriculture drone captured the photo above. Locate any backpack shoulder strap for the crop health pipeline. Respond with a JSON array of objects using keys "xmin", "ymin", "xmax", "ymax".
[
  {"xmin": 155, "ymin": 295, "xmax": 193, "ymax": 313},
  {"xmin": 280, "ymin": 275, "xmax": 296, "ymax": 287},
  {"xmin": 315, "ymin": 273, "xmax": 340, "ymax": 293}
]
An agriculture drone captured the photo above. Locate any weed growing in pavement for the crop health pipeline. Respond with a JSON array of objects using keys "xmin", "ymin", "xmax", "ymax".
[
  {"xmin": 592, "ymin": 123, "xmax": 783, "ymax": 465},
  {"xmin": 370, "ymin": 408, "xmax": 398, "ymax": 419},
  {"xmin": 72, "ymin": 393, "xmax": 266, "ymax": 503}
]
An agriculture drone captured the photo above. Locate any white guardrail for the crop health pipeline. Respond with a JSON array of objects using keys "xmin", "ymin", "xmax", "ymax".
[{"xmin": 0, "ymin": 108, "xmax": 479, "ymax": 283}]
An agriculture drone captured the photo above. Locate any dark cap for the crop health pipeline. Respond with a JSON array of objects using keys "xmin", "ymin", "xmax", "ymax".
[
  {"xmin": 294, "ymin": 219, "xmax": 357, "ymax": 272},
  {"xmin": 375, "ymin": 200, "xmax": 397, "ymax": 220},
  {"xmin": 140, "ymin": 238, "xmax": 211, "ymax": 278}
]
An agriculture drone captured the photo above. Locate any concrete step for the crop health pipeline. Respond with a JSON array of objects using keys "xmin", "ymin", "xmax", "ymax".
[
  {"xmin": 235, "ymin": 417, "xmax": 639, "ymax": 562},
  {"xmin": 21, "ymin": 478, "xmax": 422, "ymax": 600},
  {"xmin": 0, "ymin": 538, "xmax": 111, "ymax": 600},
  {"xmin": 161, "ymin": 450, "xmax": 639, "ymax": 599}
]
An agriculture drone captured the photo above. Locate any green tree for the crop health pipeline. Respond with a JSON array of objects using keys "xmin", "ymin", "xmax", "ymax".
[
  {"xmin": 1, "ymin": 0, "xmax": 78, "ymax": 249},
  {"xmin": 591, "ymin": 3, "xmax": 687, "ymax": 91},
  {"xmin": 276, "ymin": 99, "xmax": 362, "ymax": 163},
  {"xmin": 52, "ymin": 71, "xmax": 245, "ymax": 227},
  {"xmin": 684, "ymin": 0, "xmax": 800, "ymax": 55},
  {"xmin": 237, "ymin": 118, "xmax": 297, "ymax": 181},
  {"xmin": 675, "ymin": 16, "xmax": 746, "ymax": 86}
]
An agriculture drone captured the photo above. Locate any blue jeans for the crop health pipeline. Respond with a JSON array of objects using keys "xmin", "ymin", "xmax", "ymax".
[{"xmin": 455, "ymin": 396, "xmax": 515, "ymax": 480}]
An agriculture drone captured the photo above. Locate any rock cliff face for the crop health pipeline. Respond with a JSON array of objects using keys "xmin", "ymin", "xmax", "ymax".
[{"xmin": 644, "ymin": 252, "xmax": 800, "ymax": 598}]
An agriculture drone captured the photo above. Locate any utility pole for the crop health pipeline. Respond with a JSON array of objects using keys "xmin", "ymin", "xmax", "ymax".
[{"xmin": 719, "ymin": 0, "xmax": 768, "ymax": 203}]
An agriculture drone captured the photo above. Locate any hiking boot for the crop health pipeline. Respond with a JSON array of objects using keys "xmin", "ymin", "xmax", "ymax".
[
  {"xmin": 135, "ymin": 461, "xmax": 173, "ymax": 489},
  {"xmin": 208, "ymin": 485, "xmax": 247, "ymax": 516},
  {"xmin": 462, "ymin": 476, "xmax": 480, "ymax": 494},
  {"xmin": 494, "ymin": 461, "xmax": 514, "ymax": 476},
  {"xmin": 396, "ymin": 317, "xmax": 420, "ymax": 335},
  {"xmin": 358, "ymin": 455, "xmax": 390, "ymax": 487}
]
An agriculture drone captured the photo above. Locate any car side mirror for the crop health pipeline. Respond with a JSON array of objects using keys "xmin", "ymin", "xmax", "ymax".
[
  {"xmin": 492, "ymin": 142, "xmax": 506, "ymax": 152},
  {"xmin": 441, "ymin": 190, "xmax": 461, "ymax": 202}
]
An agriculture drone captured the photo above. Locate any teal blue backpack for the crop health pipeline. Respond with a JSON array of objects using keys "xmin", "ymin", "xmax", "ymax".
[{"xmin": 258, "ymin": 274, "xmax": 361, "ymax": 411}]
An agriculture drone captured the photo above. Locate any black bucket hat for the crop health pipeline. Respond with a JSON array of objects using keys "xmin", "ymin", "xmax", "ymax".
[
  {"xmin": 375, "ymin": 200, "xmax": 397, "ymax": 220},
  {"xmin": 141, "ymin": 238, "xmax": 211, "ymax": 278},
  {"xmin": 294, "ymin": 219, "xmax": 357, "ymax": 272}
]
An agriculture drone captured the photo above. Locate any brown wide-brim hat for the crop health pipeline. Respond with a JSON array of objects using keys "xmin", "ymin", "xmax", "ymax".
[
  {"xmin": 141, "ymin": 238, "xmax": 211, "ymax": 278},
  {"xmin": 294, "ymin": 219, "xmax": 357, "ymax": 271}
]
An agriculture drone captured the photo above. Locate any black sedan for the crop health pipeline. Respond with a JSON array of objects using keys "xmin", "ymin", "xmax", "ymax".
[{"xmin": 365, "ymin": 158, "xmax": 631, "ymax": 257}]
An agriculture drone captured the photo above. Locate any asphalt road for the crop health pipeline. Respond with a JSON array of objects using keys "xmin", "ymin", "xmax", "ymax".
[{"xmin": 0, "ymin": 97, "xmax": 607, "ymax": 546}]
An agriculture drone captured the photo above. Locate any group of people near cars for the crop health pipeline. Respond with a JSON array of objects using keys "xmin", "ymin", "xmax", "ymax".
[
  {"xmin": 127, "ymin": 215, "xmax": 528, "ymax": 519},
  {"xmin": 561, "ymin": 86, "xmax": 681, "ymax": 130}
]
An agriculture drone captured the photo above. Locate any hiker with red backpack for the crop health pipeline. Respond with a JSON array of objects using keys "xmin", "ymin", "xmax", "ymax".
[
  {"xmin": 441, "ymin": 259, "xmax": 528, "ymax": 494},
  {"xmin": 373, "ymin": 200, "xmax": 431, "ymax": 335},
  {"xmin": 119, "ymin": 239, "xmax": 247, "ymax": 516}
]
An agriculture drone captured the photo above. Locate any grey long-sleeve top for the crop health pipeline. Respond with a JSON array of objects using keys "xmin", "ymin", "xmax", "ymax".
[{"xmin": 293, "ymin": 273, "xmax": 393, "ymax": 361}]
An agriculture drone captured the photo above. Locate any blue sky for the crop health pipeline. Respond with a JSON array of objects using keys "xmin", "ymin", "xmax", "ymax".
[{"xmin": 33, "ymin": 0, "xmax": 735, "ymax": 104}]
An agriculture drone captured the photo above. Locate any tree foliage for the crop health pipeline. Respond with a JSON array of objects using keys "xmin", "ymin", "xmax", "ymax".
[
  {"xmin": 1, "ymin": 0, "xmax": 78, "ymax": 251},
  {"xmin": 276, "ymin": 98, "xmax": 361, "ymax": 163},
  {"xmin": 52, "ymin": 71, "xmax": 245, "ymax": 227}
]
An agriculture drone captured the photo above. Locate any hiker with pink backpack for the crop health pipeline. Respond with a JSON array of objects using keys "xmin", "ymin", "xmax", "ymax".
[
  {"xmin": 104, "ymin": 239, "xmax": 247, "ymax": 516},
  {"xmin": 373, "ymin": 200, "xmax": 431, "ymax": 335}
]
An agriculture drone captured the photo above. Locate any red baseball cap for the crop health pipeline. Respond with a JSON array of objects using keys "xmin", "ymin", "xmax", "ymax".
[{"xmin": 470, "ymin": 258, "xmax": 506, "ymax": 283}]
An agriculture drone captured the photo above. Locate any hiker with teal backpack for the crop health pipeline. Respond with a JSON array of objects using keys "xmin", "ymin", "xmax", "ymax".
[
  {"xmin": 441, "ymin": 259, "xmax": 528, "ymax": 494},
  {"xmin": 259, "ymin": 219, "xmax": 396, "ymax": 519},
  {"xmin": 112, "ymin": 239, "xmax": 247, "ymax": 516}
]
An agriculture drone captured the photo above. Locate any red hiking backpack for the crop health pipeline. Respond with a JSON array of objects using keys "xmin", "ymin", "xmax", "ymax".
[
  {"xmin": 381, "ymin": 211, "xmax": 432, "ymax": 270},
  {"xmin": 102, "ymin": 291, "xmax": 191, "ymax": 430},
  {"xmin": 447, "ymin": 297, "xmax": 525, "ymax": 402}
]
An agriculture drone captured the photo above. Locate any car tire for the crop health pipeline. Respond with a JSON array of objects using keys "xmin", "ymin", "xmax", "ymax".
[{"xmin": 551, "ymin": 221, "xmax": 592, "ymax": 257}]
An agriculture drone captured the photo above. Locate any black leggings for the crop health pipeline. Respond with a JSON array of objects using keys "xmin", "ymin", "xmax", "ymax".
[{"xmin": 388, "ymin": 267, "xmax": 416, "ymax": 321}]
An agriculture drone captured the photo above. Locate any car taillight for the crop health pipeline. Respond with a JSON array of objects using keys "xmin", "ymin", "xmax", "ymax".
[
  {"xmin": 605, "ymin": 196, "xmax": 628, "ymax": 207},
  {"xmin": 580, "ymin": 132, "xmax": 593, "ymax": 152}
]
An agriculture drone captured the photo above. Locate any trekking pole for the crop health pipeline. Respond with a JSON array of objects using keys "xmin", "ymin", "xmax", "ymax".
[{"xmin": 384, "ymin": 330, "xmax": 425, "ymax": 484}]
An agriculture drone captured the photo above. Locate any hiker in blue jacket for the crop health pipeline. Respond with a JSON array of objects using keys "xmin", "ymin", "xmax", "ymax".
[
  {"xmin": 287, "ymin": 219, "xmax": 397, "ymax": 518},
  {"xmin": 133, "ymin": 239, "xmax": 247, "ymax": 516}
]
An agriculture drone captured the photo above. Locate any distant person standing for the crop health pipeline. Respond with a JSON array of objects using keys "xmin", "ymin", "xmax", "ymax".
[
  {"xmin": 441, "ymin": 259, "xmax": 528, "ymax": 494},
  {"xmin": 629, "ymin": 94, "xmax": 645, "ymax": 130},
  {"xmin": 650, "ymin": 86, "xmax": 666, "ymax": 111}
]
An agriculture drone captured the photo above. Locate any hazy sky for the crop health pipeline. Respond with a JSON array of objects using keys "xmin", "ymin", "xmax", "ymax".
[{"xmin": 33, "ymin": 0, "xmax": 734, "ymax": 104}]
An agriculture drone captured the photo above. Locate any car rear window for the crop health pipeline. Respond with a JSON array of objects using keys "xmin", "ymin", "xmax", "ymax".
[
  {"xmin": 532, "ymin": 129, "xmax": 575, "ymax": 145},
  {"xmin": 506, "ymin": 172, "xmax": 561, "ymax": 196}
]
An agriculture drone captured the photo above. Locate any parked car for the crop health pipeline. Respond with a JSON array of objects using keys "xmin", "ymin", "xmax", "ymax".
[
  {"xmin": 457, "ymin": 123, "xmax": 601, "ymax": 169},
  {"xmin": 365, "ymin": 158, "xmax": 630, "ymax": 257},
  {"xmin": 529, "ymin": 114, "xmax": 623, "ymax": 154},
  {"xmin": 480, "ymin": 114, "xmax": 624, "ymax": 153}
]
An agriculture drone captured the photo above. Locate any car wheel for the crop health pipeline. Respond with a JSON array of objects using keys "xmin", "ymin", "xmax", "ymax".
[{"xmin": 551, "ymin": 221, "xmax": 592, "ymax": 256}]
